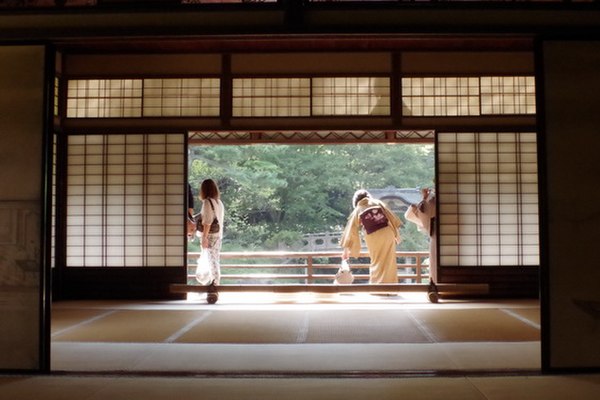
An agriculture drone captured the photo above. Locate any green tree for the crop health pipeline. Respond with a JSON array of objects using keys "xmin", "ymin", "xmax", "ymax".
[{"xmin": 189, "ymin": 143, "xmax": 434, "ymax": 252}]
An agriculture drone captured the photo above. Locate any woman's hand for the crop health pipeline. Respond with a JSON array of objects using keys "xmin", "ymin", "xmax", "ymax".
[
  {"xmin": 202, "ymin": 235, "xmax": 209, "ymax": 249},
  {"xmin": 342, "ymin": 248, "xmax": 350, "ymax": 260}
]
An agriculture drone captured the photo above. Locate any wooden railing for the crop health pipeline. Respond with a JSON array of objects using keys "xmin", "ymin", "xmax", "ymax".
[{"xmin": 186, "ymin": 250, "xmax": 431, "ymax": 285}]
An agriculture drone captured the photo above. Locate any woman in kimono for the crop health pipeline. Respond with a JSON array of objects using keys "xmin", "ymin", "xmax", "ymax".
[
  {"xmin": 405, "ymin": 188, "xmax": 437, "ymax": 283},
  {"xmin": 340, "ymin": 189, "xmax": 402, "ymax": 284}
]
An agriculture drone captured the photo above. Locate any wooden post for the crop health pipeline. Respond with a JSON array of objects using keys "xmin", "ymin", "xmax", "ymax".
[{"xmin": 306, "ymin": 254, "xmax": 314, "ymax": 284}]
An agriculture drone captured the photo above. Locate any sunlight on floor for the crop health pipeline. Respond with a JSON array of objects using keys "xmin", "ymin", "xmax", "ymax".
[
  {"xmin": 186, "ymin": 291, "xmax": 431, "ymax": 308},
  {"xmin": 183, "ymin": 291, "xmax": 508, "ymax": 311}
]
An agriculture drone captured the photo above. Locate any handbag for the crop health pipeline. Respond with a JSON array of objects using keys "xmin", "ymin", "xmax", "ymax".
[
  {"xmin": 334, "ymin": 260, "xmax": 354, "ymax": 285},
  {"xmin": 194, "ymin": 198, "xmax": 220, "ymax": 234},
  {"xmin": 195, "ymin": 251, "xmax": 213, "ymax": 285}
]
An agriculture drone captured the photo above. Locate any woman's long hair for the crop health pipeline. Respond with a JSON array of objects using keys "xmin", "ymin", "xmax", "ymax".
[{"xmin": 199, "ymin": 179, "xmax": 220, "ymax": 200}]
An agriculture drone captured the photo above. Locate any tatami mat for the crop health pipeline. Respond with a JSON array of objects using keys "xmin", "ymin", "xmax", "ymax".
[
  {"xmin": 23, "ymin": 299, "xmax": 600, "ymax": 399},
  {"xmin": 51, "ymin": 341, "xmax": 541, "ymax": 373},
  {"xmin": 176, "ymin": 309, "xmax": 431, "ymax": 344},
  {"xmin": 53, "ymin": 310, "xmax": 210, "ymax": 343},
  {"xmin": 502, "ymin": 308, "xmax": 541, "ymax": 327},
  {"xmin": 409, "ymin": 309, "xmax": 540, "ymax": 342},
  {"xmin": 51, "ymin": 308, "xmax": 114, "ymax": 335},
  {"xmin": 177, "ymin": 310, "xmax": 306, "ymax": 344},
  {"xmin": 52, "ymin": 307, "xmax": 538, "ymax": 344},
  {"xmin": 50, "ymin": 298, "xmax": 542, "ymax": 373},
  {"xmin": 303, "ymin": 310, "xmax": 429, "ymax": 343}
]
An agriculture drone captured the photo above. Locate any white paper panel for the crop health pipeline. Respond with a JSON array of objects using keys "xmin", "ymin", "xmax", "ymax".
[
  {"xmin": 438, "ymin": 132, "xmax": 540, "ymax": 267},
  {"xmin": 66, "ymin": 133, "xmax": 185, "ymax": 267}
]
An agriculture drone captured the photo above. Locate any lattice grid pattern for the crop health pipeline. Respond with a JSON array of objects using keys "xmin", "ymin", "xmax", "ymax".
[
  {"xmin": 437, "ymin": 132, "xmax": 539, "ymax": 266},
  {"xmin": 402, "ymin": 77, "xmax": 480, "ymax": 116},
  {"xmin": 66, "ymin": 134, "xmax": 185, "ymax": 267},
  {"xmin": 312, "ymin": 77, "xmax": 390, "ymax": 116},
  {"xmin": 66, "ymin": 79, "xmax": 143, "ymax": 118},
  {"xmin": 232, "ymin": 78, "xmax": 311, "ymax": 117},
  {"xmin": 402, "ymin": 76, "xmax": 536, "ymax": 117},
  {"xmin": 143, "ymin": 78, "xmax": 220, "ymax": 117},
  {"xmin": 480, "ymin": 76, "xmax": 536, "ymax": 115}
]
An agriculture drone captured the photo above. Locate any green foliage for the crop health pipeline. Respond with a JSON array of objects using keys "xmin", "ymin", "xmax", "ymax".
[{"xmin": 189, "ymin": 143, "xmax": 434, "ymax": 252}]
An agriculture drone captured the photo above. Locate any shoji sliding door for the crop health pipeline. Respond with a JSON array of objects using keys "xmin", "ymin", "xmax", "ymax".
[
  {"xmin": 436, "ymin": 132, "xmax": 540, "ymax": 288},
  {"xmin": 60, "ymin": 133, "xmax": 186, "ymax": 298}
]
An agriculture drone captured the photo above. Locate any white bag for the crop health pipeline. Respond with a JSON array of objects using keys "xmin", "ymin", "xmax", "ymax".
[
  {"xmin": 195, "ymin": 251, "xmax": 213, "ymax": 285},
  {"xmin": 334, "ymin": 260, "xmax": 354, "ymax": 285}
]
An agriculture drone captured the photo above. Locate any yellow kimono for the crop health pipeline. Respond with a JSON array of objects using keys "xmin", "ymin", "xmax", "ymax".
[{"xmin": 340, "ymin": 197, "xmax": 402, "ymax": 284}]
